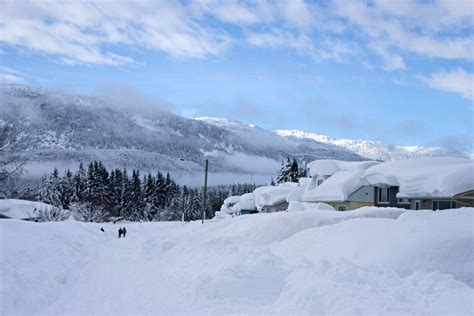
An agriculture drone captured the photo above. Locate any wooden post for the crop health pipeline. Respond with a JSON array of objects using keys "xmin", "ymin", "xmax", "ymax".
[{"xmin": 202, "ymin": 159, "xmax": 208, "ymax": 224}]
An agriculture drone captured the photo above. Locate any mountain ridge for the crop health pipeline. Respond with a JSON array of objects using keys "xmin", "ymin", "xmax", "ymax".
[{"xmin": 1, "ymin": 84, "xmax": 367, "ymax": 182}]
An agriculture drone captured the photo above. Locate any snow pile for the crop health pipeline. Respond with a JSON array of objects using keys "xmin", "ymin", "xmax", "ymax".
[
  {"xmin": 2, "ymin": 207, "xmax": 473, "ymax": 315},
  {"xmin": 362, "ymin": 157, "xmax": 474, "ymax": 197},
  {"xmin": 287, "ymin": 201, "xmax": 336, "ymax": 212},
  {"xmin": 254, "ymin": 182, "xmax": 298, "ymax": 210},
  {"xmin": 307, "ymin": 159, "xmax": 379, "ymax": 177},
  {"xmin": 0, "ymin": 199, "xmax": 52, "ymax": 219}
]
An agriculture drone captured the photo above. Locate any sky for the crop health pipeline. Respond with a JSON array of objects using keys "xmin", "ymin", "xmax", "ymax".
[{"xmin": 0, "ymin": 0, "xmax": 473, "ymax": 150}]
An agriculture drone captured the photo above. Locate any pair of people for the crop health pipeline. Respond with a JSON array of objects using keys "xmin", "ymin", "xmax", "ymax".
[{"xmin": 118, "ymin": 227, "xmax": 127, "ymax": 238}]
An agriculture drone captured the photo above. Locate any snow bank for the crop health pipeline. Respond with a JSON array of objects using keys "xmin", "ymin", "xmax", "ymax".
[
  {"xmin": 0, "ymin": 199, "xmax": 52, "ymax": 219},
  {"xmin": 362, "ymin": 157, "xmax": 474, "ymax": 197},
  {"xmin": 287, "ymin": 201, "xmax": 336, "ymax": 212},
  {"xmin": 2, "ymin": 207, "xmax": 473, "ymax": 315},
  {"xmin": 254, "ymin": 183, "xmax": 297, "ymax": 210},
  {"xmin": 307, "ymin": 159, "xmax": 379, "ymax": 177}
]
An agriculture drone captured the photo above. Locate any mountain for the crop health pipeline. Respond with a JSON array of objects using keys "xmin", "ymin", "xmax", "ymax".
[
  {"xmin": 0, "ymin": 84, "xmax": 365, "ymax": 182},
  {"xmin": 274, "ymin": 130, "xmax": 452, "ymax": 162}
]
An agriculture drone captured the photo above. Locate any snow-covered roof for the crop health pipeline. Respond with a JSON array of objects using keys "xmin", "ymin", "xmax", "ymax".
[
  {"xmin": 362, "ymin": 157, "xmax": 474, "ymax": 198},
  {"xmin": 254, "ymin": 183, "xmax": 298, "ymax": 210},
  {"xmin": 301, "ymin": 170, "xmax": 365, "ymax": 202},
  {"xmin": 232, "ymin": 193, "xmax": 256, "ymax": 212},
  {"xmin": 307, "ymin": 159, "xmax": 379, "ymax": 177},
  {"xmin": 286, "ymin": 178, "xmax": 312, "ymax": 202},
  {"xmin": 223, "ymin": 196, "xmax": 241, "ymax": 207}
]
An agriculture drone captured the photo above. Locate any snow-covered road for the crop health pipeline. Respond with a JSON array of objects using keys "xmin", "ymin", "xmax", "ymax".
[{"xmin": 1, "ymin": 207, "xmax": 473, "ymax": 315}]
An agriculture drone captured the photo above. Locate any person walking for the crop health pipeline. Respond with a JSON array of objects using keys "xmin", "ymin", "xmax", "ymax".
[
  {"xmin": 122, "ymin": 227, "xmax": 127, "ymax": 238},
  {"xmin": 118, "ymin": 228, "xmax": 123, "ymax": 238}
]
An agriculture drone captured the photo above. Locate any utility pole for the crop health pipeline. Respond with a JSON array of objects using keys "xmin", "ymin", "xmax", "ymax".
[
  {"xmin": 202, "ymin": 159, "xmax": 208, "ymax": 224},
  {"xmin": 181, "ymin": 190, "xmax": 185, "ymax": 222}
]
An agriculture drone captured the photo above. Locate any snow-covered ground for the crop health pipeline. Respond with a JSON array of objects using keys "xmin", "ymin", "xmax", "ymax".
[{"xmin": 1, "ymin": 207, "xmax": 473, "ymax": 315}]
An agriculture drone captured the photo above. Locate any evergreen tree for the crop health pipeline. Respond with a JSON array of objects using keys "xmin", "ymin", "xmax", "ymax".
[
  {"xmin": 59, "ymin": 169, "xmax": 74, "ymax": 209},
  {"xmin": 73, "ymin": 162, "xmax": 87, "ymax": 202},
  {"xmin": 276, "ymin": 157, "xmax": 304, "ymax": 183},
  {"xmin": 126, "ymin": 169, "xmax": 144, "ymax": 220},
  {"xmin": 38, "ymin": 168, "xmax": 61, "ymax": 207}
]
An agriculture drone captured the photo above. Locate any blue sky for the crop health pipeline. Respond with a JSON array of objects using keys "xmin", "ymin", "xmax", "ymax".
[{"xmin": 0, "ymin": 0, "xmax": 472, "ymax": 150}]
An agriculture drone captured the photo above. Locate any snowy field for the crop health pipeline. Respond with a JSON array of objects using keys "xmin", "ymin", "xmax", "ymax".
[{"xmin": 1, "ymin": 207, "xmax": 473, "ymax": 315}]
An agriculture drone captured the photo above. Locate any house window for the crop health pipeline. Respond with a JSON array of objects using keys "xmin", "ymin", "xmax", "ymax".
[
  {"xmin": 338, "ymin": 205, "xmax": 347, "ymax": 211},
  {"xmin": 432, "ymin": 200, "xmax": 456, "ymax": 210},
  {"xmin": 378, "ymin": 187, "xmax": 389, "ymax": 203},
  {"xmin": 398, "ymin": 198, "xmax": 409, "ymax": 204}
]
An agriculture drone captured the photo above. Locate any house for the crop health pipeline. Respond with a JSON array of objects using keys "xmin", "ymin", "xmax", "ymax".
[
  {"xmin": 288, "ymin": 160, "xmax": 380, "ymax": 211},
  {"xmin": 362, "ymin": 157, "xmax": 474, "ymax": 210},
  {"xmin": 297, "ymin": 170, "xmax": 375, "ymax": 211}
]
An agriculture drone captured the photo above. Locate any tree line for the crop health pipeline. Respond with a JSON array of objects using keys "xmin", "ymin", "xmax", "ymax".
[{"xmin": 37, "ymin": 161, "xmax": 256, "ymax": 222}]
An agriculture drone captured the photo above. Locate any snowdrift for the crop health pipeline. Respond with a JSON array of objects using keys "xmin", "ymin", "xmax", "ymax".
[
  {"xmin": 2, "ymin": 207, "xmax": 473, "ymax": 315},
  {"xmin": 0, "ymin": 199, "xmax": 53, "ymax": 219}
]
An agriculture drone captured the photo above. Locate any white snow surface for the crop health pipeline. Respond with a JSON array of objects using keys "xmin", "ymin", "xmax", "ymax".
[
  {"xmin": 362, "ymin": 157, "xmax": 474, "ymax": 198},
  {"xmin": 287, "ymin": 200, "xmax": 336, "ymax": 212},
  {"xmin": 307, "ymin": 159, "xmax": 379, "ymax": 177},
  {"xmin": 1, "ymin": 206, "xmax": 473, "ymax": 315},
  {"xmin": 0, "ymin": 199, "xmax": 52, "ymax": 219}
]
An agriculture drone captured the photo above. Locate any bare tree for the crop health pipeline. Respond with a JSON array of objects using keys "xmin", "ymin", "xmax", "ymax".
[
  {"xmin": 0, "ymin": 124, "xmax": 25, "ymax": 182},
  {"xmin": 33, "ymin": 205, "xmax": 70, "ymax": 222},
  {"xmin": 70, "ymin": 202, "xmax": 108, "ymax": 222}
]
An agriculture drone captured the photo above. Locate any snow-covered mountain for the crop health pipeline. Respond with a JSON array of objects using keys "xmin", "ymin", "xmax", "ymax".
[
  {"xmin": 0, "ymin": 84, "xmax": 364, "ymax": 180},
  {"xmin": 2, "ymin": 84, "xmax": 463, "ymax": 182},
  {"xmin": 275, "ymin": 129, "xmax": 449, "ymax": 161}
]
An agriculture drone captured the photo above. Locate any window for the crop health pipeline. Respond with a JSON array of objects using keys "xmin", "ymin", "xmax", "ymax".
[
  {"xmin": 398, "ymin": 198, "xmax": 409, "ymax": 204},
  {"xmin": 378, "ymin": 187, "xmax": 389, "ymax": 203},
  {"xmin": 338, "ymin": 205, "xmax": 347, "ymax": 211}
]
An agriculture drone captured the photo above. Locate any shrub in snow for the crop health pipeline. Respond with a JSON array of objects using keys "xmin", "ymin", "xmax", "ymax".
[
  {"xmin": 34, "ymin": 205, "xmax": 70, "ymax": 222},
  {"xmin": 70, "ymin": 202, "xmax": 107, "ymax": 223}
]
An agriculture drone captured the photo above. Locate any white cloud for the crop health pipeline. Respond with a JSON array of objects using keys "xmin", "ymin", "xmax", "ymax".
[
  {"xmin": 0, "ymin": 66, "xmax": 25, "ymax": 83},
  {"xmin": 421, "ymin": 68, "xmax": 474, "ymax": 100},
  {"xmin": 0, "ymin": 0, "xmax": 472, "ymax": 70},
  {"xmin": 331, "ymin": 0, "xmax": 474, "ymax": 65},
  {"xmin": 0, "ymin": 1, "xmax": 230, "ymax": 65}
]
